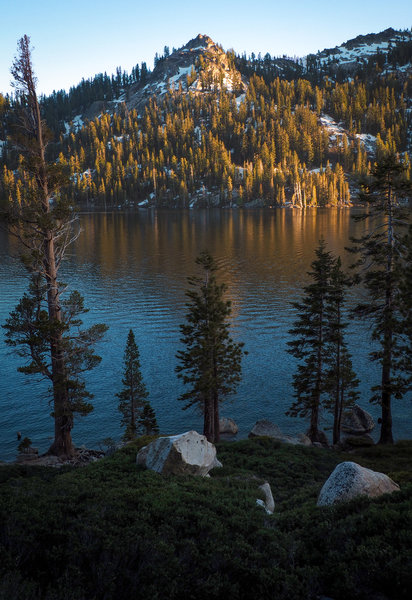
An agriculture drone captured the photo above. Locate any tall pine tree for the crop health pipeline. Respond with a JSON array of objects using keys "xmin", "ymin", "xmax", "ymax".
[
  {"xmin": 176, "ymin": 251, "xmax": 245, "ymax": 443},
  {"xmin": 1, "ymin": 36, "xmax": 107, "ymax": 458},
  {"xmin": 323, "ymin": 257, "xmax": 359, "ymax": 444},
  {"xmin": 287, "ymin": 240, "xmax": 334, "ymax": 444},
  {"xmin": 349, "ymin": 153, "xmax": 411, "ymax": 443},
  {"xmin": 398, "ymin": 225, "xmax": 412, "ymax": 393}
]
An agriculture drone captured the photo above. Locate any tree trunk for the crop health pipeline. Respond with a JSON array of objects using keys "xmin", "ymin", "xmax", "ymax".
[
  {"xmin": 212, "ymin": 357, "xmax": 220, "ymax": 444},
  {"xmin": 44, "ymin": 234, "xmax": 74, "ymax": 457},
  {"xmin": 203, "ymin": 392, "xmax": 214, "ymax": 443},
  {"xmin": 379, "ymin": 319, "xmax": 394, "ymax": 444},
  {"xmin": 333, "ymin": 382, "xmax": 340, "ymax": 445},
  {"xmin": 307, "ymin": 394, "xmax": 321, "ymax": 442},
  {"xmin": 333, "ymin": 307, "xmax": 342, "ymax": 445},
  {"xmin": 213, "ymin": 391, "xmax": 220, "ymax": 444},
  {"xmin": 309, "ymin": 307, "xmax": 323, "ymax": 443},
  {"xmin": 379, "ymin": 184, "xmax": 394, "ymax": 445},
  {"xmin": 338, "ymin": 385, "xmax": 345, "ymax": 438},
  {"xmin": 130, "ymin": 375, "xmax": 136, "ymax": 437},
  {"xmin": 11, "ymin": 36, "xmax": 77, "ymax": 458},
  {"xmin": 48, "ymin": 412, "xmax": 74, "ymax": 458},
  {"xmin": 39, "ymin": 106, "xmax": 73, "ymax": 457}
]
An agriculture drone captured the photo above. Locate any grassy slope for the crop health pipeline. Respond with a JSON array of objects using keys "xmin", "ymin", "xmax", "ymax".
[{"xmin": 0, "ymin": 438, "xmax": 411, "ymax": 600}]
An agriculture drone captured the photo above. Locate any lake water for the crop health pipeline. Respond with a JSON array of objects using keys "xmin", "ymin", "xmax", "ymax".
[{"xmin": 0, "ymin": 208, "xmax": 411, "ymax": 460}]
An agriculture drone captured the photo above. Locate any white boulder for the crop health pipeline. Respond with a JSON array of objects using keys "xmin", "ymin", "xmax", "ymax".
[
  {"xmin": 317, "ymin": 461, "xmax": 400, "ymax": 506},
  {"xmin": 136, "ymin": 430, "xmax": 222, "ymax": 476},
  {"xmin": 256, "ymin": 482, "xmax": 275, "ymax": 514}
]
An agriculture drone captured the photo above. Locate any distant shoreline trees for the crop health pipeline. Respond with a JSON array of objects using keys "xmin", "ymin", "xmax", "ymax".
[{"xmin": 4, "ymin": 68, "xmax": 410, "ymax": 210}]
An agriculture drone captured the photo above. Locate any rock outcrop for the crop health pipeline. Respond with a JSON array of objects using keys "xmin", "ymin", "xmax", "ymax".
[
  {"xmin": 317, "ymin": 461, "xmax": 400, "ymax": 506},
  {"xmin": 14, "ymin": 447, "xmax": 105, "ymax": 467},
  {"xmin": 136, "ymin": 430, "xmax": 222, "ymax": 476},
  {"xmin": 342, "ymin": 405, "xmax": 375, "ymax": 435},
  {"xmin": 249, "ymin": 420, "xmax": 312, "ymax": 446},
  {"xmin": 127, "ymin": 34, "xmax": 246, "ymax": 112}
]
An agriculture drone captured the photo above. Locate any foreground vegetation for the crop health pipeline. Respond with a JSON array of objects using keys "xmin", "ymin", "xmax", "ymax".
[{"xmin": 1, "ymin": 438, "xmax": 411, "ymax": 600}]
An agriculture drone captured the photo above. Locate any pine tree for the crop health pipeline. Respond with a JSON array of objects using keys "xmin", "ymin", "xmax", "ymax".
[
  {"xmin": 4, "ymin": 276, "xmax": 107, "ymax": 424},
  {"xmin": 138, "ymin": 401, "xmax": 160, "ymax": 436},
  {"xmin": 1, "ymin": 37, "xmax": 107, "ymax": 458},
  {"xmin": 398, "ymin": 225, "xmax": 412, "ymax": 390},
  {"xmin": 287, "ymin": 240, "xmax": 335, "ymax": 444},
  {"xmin": 117, "ymin": 330, "xmax": 149, "ymax": 441},
  {"xmin": 176, "ymin": 251, "xmax": 246, "ymax": 443},
  {"xmin": 323, "ymin": 257, "xmax": 359, "ymax": 444},
  {"xmin": 349, "ymin": 154, "xmax": 411, "ymax": 443}
]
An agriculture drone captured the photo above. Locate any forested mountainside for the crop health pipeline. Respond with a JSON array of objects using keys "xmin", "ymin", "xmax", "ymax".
[{"xmin": 0, "ymin": 28, "xmax": 411, "ymax": 209}]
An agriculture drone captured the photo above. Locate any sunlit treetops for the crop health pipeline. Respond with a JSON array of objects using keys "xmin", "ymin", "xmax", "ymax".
[{"xmin": 1, "ymin": 47, "xmax": 411, "ymax": 209}]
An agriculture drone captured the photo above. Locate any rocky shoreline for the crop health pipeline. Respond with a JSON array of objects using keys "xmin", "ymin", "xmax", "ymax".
[{"xmin": 7, "ymin": 404, "xmax": 378, "ymax": 467}]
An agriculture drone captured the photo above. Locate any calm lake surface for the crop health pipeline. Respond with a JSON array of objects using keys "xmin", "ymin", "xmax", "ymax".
[{"xmin": 0, "ymin": 208, "xmax": 411, "ymax": 460}]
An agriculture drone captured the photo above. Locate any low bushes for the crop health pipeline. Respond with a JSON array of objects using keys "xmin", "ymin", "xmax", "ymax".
[{"xmin": 0, "ymin": 439, "xmax": 411, "ymax": 599}]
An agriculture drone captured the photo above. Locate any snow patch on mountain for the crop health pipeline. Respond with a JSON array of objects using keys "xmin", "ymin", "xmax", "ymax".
[
  {"xmin": 305, "ymin": 28, "xmax": 412, "ymax": 73},
  {"xmin": 64, "ymin": 115, "xmax": 84, "ymax": 134},
  {"xmin": 169, "ymin": 65, "xmax": 194, "ymax": 86},
  {"xmin": 355, "ymin": 133, "xmax": 377, "ymax": 153},
  {"xmin": 319, "ymin": 114, "xmax": 346, "ymax": 136},
  {"xmin": 318, "ymin": 40, "xmax": 393, "ymax": 66}
]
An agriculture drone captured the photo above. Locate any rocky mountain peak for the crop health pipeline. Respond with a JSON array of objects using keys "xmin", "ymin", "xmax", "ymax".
[
  {"xmin": 127, "ymin": 34, "xmax": 246, "ymax": 111},
  {"xmin": 184, "ymin": 34, "xmax": 215, "ymax": 50}
]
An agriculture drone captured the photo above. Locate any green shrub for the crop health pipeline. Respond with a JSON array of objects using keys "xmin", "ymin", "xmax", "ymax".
[{"xmin": 0, "ymin": 438, "xmax": 411, "ymax": 599}]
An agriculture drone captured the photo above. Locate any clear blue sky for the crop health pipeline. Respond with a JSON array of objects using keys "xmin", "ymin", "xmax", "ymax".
[{"xmin": 1, "ymin": 0, "xmax": 411, "ymax": 96}]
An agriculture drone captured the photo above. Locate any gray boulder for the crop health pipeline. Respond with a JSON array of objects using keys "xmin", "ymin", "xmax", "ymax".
[
  {"xmin": 317, "ymin": 461, "xmax": 400, "ymax": 506},
  {"xmin": 249, "ymin": 420, "xmax": 312, "ymax": 446},
  {"xmin": 219, "ymin": 417, "xmax": 239, "ymax": 435},
  {"xmin": 342, "ymin": 405, "xmax": 375, "ymax": 435},
  {"xmin": 249, "ymin": 420, "xmax": 283, "ymax": 438},
  {"xmin": 136, "ymin": 430, "xmax": 222, "ymax": 476}
]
